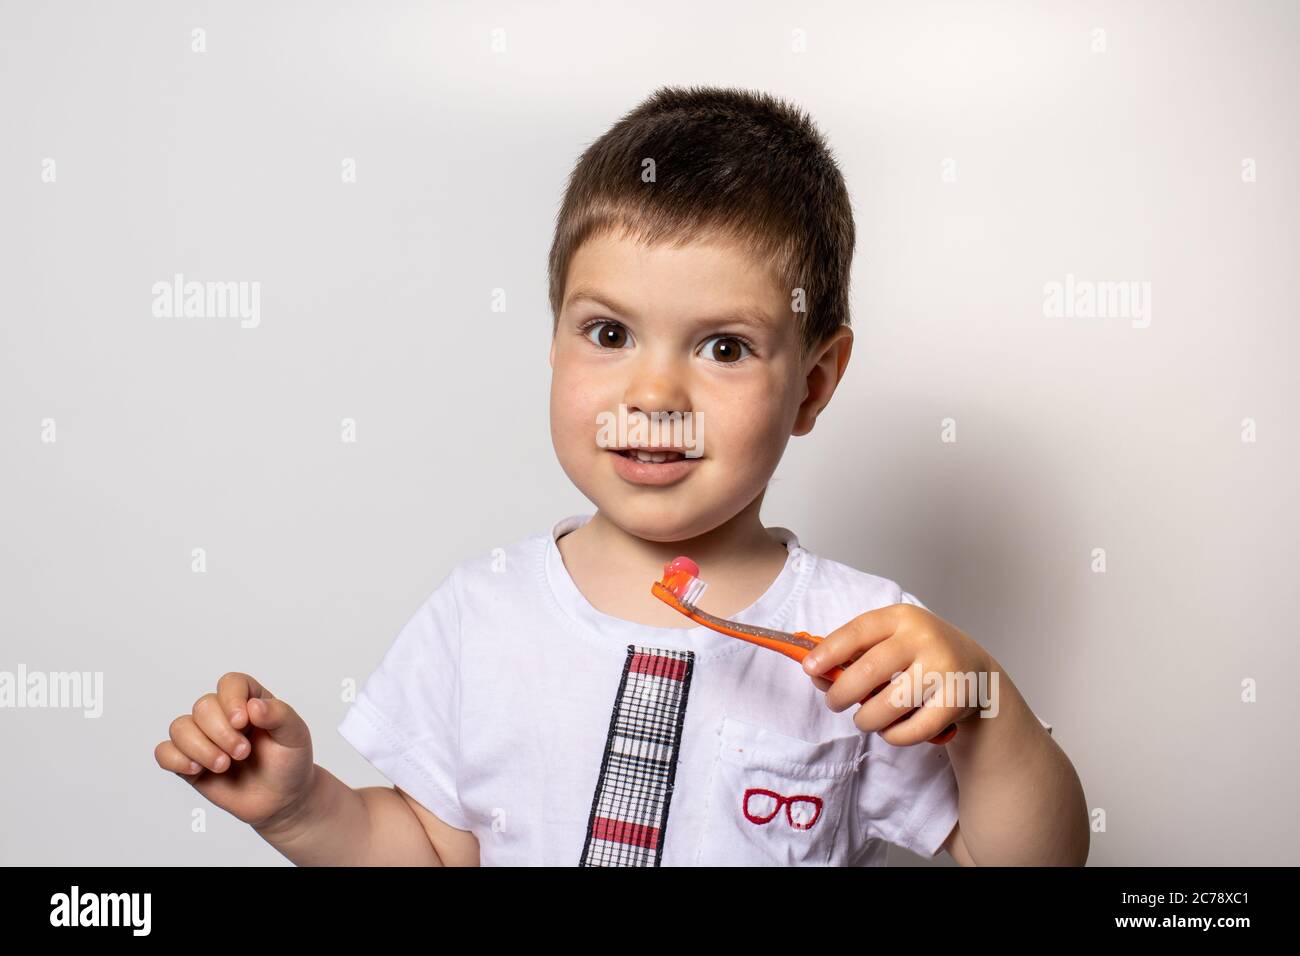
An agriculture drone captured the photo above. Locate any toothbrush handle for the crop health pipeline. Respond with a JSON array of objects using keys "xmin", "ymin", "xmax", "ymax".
[{"xmin": 797, "ymin": 632, "xmax": 959, "ymax": 746}]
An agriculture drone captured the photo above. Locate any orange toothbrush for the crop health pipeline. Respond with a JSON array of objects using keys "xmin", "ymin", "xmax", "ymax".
[{"xmin": 651, "ymin": 556, "xmax": 958, "ymax": 746}]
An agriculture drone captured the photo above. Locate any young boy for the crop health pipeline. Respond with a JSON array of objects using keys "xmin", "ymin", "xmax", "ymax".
[{"xmin": 156, "ymin": 86, "xmax": 1088, "ymax": 866}]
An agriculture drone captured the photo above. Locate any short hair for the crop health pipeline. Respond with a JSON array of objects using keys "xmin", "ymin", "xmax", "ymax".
[{"xmin": 547, "ymin": 85, "xmax": 856, "ymax": 354}]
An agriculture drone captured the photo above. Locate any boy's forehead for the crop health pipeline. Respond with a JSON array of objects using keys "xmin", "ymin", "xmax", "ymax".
[{"xmin": 563, "ymin": 232, "xmax": 786, "ymax": 330}]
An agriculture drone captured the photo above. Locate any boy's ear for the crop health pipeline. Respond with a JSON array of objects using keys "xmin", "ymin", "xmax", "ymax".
[
  {"xmin": 549, "ymin": 337, "xmax": 556, "ymax": 368},
  {"xmin": 792, "ymin": 325, "xmax": 853, "ymax": 437}
]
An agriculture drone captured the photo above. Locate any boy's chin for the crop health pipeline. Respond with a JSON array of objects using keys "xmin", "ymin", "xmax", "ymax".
[{"xmin": 597, "ymin": 497, "xmax": 733, "ymax": 544}]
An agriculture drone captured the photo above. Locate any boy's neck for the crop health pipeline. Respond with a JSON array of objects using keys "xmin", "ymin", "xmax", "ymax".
[{"xmin": 556, "ymin": 497, "xmax": 792, "ymax": 628}]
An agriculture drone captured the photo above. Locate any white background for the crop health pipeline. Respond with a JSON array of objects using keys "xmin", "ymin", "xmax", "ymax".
[{"xmin": 1, "ymin": 0, "xmax": 1296, "ymax": 865}]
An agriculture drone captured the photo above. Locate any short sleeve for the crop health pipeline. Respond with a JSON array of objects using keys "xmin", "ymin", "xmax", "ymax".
[
  {"xmin": 337, "ymin": 569, "xmax": 471, "ymax": 831},
  {"xmin": 899, "ymin": 589, "xmax": 932, "ymax": 613}
]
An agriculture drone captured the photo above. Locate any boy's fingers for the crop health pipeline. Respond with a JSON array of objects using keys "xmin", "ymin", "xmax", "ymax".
[
  {"xmin": 192, "ymin": 693, "xmax": 251, "ymax": 761},
  {"xmin": 803, "ymin": 606, "xmax": 902, "ymax": 676},
  {"xmin": 878, "ymin": 696, "xmax": 967, "ymax": 748},
  {"xmin": 821, "ymin": 640, "xmax": 912, "ymax": 714},
  {"xmin": 168, "ymin": 715, "xmax": 232, "ymax": 773},
  {"xmin": 245, "ymin": 696, "xmax": 309, "ymax": 749},
  {"xmin": 217, "ymin": 672, "xmax": 271, "ymax": 729},
  {"xmin": 852, "ymin": 665, "xmax": 926, "ymax": 734},
  {"xmin": 155, "ymin": 740, "xmax": 203, "ymax": 776}
]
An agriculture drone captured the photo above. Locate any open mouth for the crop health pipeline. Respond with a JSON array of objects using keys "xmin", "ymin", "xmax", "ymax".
[
  {"xmin": 607, "ymin": 446, "xmax": 700, "ymax": 486},
  {"xmin": 613, "ymin": 449, "xmax": 690, "ymax": 463}
]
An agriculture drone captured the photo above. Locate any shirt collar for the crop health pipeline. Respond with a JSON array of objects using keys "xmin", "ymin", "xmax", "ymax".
[{"xmin": 543, "ymin": 513, "xmax": 812, "ymax": 661}]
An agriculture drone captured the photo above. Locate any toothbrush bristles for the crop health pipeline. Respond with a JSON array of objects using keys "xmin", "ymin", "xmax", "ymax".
[
  {"xmin": 681, "ymin": 576, "xmax": 707, "ymax": 607},
  {"xmin": 661, "ymin": 556, "xmax": 708, "ymax": 607}
]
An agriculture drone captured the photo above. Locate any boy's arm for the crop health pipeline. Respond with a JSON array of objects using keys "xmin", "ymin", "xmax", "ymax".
[
  {"xmin": 394, "ymin": 785, "xmax": 480, "ymax": 866},
  {"xmin": 252, "ymin": 765, "xmax": 478, "ymax": 866},
  {"xmin": 941, "ymin": 822, "xmax": 977, "ymax": 866},
  {"xmin": 943, "ymin": 655, "xmax": 1090, "ymax": 866}
]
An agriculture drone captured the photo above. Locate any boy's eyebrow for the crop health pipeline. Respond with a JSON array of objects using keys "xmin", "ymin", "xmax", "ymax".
[{"xmin": 564, "ymin": 287, "xmax": 776, "ymax": 332}]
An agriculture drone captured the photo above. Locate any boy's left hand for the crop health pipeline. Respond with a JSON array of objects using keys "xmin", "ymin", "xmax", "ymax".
[{"xmin": 802, "ymin": 603, "xmax": 994, "ymax": 746}]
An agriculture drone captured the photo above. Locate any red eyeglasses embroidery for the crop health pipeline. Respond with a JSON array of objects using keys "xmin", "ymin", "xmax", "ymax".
[{"xmin": 742, "ymin": 788, "xmax": 824, "ymax": 830}]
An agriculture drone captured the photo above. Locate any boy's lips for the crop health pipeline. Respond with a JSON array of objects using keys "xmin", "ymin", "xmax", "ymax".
[{"xmin": 606, "ymin": 448, "xmax": 701, "ymax": 486}]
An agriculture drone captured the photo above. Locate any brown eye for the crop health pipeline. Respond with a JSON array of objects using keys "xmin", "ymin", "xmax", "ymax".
[
  {"xmin": 701, "ymin": 335, "xmax": 751, "ymax": 363},
  {"xmin": 586, "ymin": 321, "xmax": 630, "ymax": 349}
]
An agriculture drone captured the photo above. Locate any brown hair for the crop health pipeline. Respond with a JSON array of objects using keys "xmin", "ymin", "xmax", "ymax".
[{"xmin": 547, "ymin": 85, "xmax": 856, "ymax": 354}]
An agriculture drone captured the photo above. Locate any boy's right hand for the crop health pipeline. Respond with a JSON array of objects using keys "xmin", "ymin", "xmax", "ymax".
[{"xmin": 154, "ymin": 673, "xmax": 316, "ymax": 832}]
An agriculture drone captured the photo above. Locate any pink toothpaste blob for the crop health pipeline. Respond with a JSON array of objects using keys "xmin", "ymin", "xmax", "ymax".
[{"xmin": 659, "ymin": 556, "xmax": 707, "ymax": 606}]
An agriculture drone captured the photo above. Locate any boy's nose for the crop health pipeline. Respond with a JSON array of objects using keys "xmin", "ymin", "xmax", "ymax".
[{"xmin": 622, "ymin": 362, "xmax": 691, "ymax": 418}]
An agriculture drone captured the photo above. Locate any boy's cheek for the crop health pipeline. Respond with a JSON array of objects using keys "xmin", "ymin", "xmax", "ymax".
[{"xmin": 550, "ymin": 371, "xmax": 608, "ymax": 425}]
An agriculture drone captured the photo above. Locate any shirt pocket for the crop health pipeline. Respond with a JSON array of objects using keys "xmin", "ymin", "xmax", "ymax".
[{"xmin": 696, "ymin": 714, "xmax": 867, "ymax": 866}]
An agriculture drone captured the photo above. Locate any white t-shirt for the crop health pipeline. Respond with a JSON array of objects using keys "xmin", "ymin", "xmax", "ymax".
[{"xmin": 338, "ymin": 514, "xmax": 1052, "ymax": 866}]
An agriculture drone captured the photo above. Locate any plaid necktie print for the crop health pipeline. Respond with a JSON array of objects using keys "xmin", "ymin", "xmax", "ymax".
[{"xmin": 580, "ymin": 645, "xmax": 695, "ymax": 866}]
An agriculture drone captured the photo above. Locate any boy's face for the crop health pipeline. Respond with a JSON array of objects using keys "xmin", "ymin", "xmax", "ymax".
[{"xmin": 549, "ymin": 230, "xmax": 845, "ymax": 543}]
